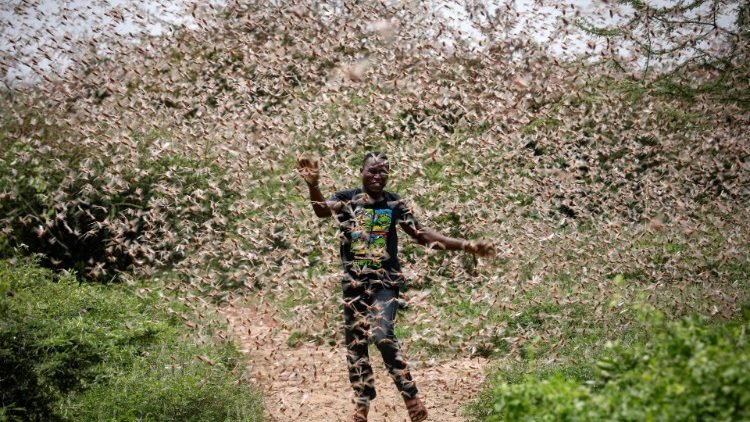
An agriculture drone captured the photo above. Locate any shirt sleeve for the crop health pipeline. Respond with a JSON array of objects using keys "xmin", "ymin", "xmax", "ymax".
[
  {"xmin": 392, "ymin": 195, "xmax": 422, "ymax": 231},
  {"xmin": 329, "ymin": 189, "xmax": 354, "ymax": 203},
  {"xmin": 328, "ymin": 189, "xmax": 359, "ymax": 220}
]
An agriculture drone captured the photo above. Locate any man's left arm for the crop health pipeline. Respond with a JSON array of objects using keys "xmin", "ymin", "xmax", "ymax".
[
  {"xmin": 400, "ymin": 223, "xmax": 494, "ymax": 256},
  {"xmin": 395, "ymin": 197, "xmax": 493, "ymax": 256}
]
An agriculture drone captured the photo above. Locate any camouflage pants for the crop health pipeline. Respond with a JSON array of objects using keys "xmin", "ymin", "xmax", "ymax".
[{"xmin": 342, "ymin": 279, "xmax": 418, "ymax": 405}]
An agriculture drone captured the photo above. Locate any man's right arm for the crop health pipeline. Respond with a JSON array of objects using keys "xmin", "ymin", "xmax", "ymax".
[
  {"xmin": 298, "ymin": 157, "xmax": 338, "ymax": 218},
  {"xmin": 306, "ymin": 182, "xmax": 335, "ymax": 218}
]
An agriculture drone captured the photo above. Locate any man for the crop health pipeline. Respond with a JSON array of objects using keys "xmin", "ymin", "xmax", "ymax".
[{"xmin": 298, "ymin": 152, "xmax": 493, "ymax": 422}]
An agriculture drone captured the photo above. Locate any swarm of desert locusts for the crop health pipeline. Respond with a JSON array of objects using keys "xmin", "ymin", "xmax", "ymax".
[{"xmin": 2, "ymin": 0, "xmax": 748, "ymax": 363}]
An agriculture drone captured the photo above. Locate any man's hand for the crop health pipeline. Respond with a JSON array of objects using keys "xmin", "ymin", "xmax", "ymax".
[
  {"xmin": 463, "ymin": 240, "xmax": 495, "ymax": 257},
  {"xmin": 298, "ymin": 156, "xmax": 333, "ymax": 218},
  {"xmin": 297, "ymin": 157, "xmax": 320, "ymax": 186}
]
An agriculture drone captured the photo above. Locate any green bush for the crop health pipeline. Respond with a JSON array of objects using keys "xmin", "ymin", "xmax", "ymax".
[
  {"xmin": 0, "ymin": 103, "xmax": 237, "ymax": 280},
  {"xmin": 469, "ymin": 307, "xmax": 750, "ymax": 421},
  {"xmin": 0, "ymin": 258, "xmax": 263, "ymax": 421}
]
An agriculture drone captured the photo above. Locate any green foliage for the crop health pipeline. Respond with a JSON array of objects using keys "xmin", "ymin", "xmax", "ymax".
[
  {"xmin": 0, "ymin": 107, "xmax": 238, "ymax": 280},
  {"xmin": 0, "ymin": 258, "xmax": 262, "ymax": 421},
  {"xmin": 468, "ymin": 307, "xmax": 750, "ymax": 421}
]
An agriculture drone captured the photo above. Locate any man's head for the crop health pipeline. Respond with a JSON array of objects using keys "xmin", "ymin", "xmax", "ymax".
[{"xmin": 361, "ymin": 151, "xmax": 389, "ymax": 198}]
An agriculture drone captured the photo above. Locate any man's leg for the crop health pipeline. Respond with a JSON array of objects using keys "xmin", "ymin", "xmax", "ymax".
[
  {"xmin": 369, "ymin": 287, "xmax": 427, "ymax": 421},
  {"xmin": 343, "ymin": 281, "xmax": 376, "ymax": 407},
  {"xmin": 369, "ymin": 287, "xmax": 419, "ymax": 400}
]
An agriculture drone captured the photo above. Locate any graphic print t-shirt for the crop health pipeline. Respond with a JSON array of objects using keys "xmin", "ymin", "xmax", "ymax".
[{"xmin": 329, "ymin": 189, "xmax": 421, "ymax": 284}]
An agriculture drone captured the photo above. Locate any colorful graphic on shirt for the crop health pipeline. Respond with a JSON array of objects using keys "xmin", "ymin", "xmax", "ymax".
[
  {"xmin": 372, "ymin": 209, "xmax": 392, "ymax": 232},
  {"xmin": 350, "ymin": 232, "xmax": 368, "ymax": 255},
  {"xmin": 367, "ymin": 233, "xmax": 387, "ymax": 262},
  {"xmin": 350, "ymin": 208, "xmax": 392, "ymax": 268},
  {"xmin": 354, "ymin": 208, "xmax": 373, "ymax": 231}
]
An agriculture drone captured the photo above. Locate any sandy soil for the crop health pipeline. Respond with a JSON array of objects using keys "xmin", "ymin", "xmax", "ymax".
[{"xmin": 220, "ymin": 301, "xmax": 488, "ymax": 422}]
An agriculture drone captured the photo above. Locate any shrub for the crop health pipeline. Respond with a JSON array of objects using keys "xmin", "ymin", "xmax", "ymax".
[
  {"xmin": 0, "ymin": 258, "xmax": 262, "ymax": 421},
  {"xmin": 469, "ymin": 307, "xmax": 750, "ymax": 421},
  {"xmin": 0, "ymin": 103, "xmax": 237, "ymax": 280}
]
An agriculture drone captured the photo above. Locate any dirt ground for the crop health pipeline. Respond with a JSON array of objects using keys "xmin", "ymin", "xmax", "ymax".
[{"xmin": 220, "ymin": 301, "xmax": 488, "ymax": 422}]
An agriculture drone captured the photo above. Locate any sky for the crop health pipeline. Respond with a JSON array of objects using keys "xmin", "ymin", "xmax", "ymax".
[{"xmin": 1, "ymin": 0, "xmax": 741, "ymax": 86}]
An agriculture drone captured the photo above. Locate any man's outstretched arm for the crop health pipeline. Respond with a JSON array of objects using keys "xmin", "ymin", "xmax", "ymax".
[
  {"xmin": 298, "ymin": 157, "xmax": 337, "ymax": 218},
  {"xmin": 400, "ymin": 222, "xmax": 494, "ymax": 256}
]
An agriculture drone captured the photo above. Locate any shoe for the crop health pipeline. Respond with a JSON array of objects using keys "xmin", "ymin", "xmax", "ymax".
[
  {"xmin": 352, "ymin": 403, "xmax": 369, "ymax": 422},
  {"xmin": 404, "ymin": 396, "xmax": 428, "ymax": 422}
]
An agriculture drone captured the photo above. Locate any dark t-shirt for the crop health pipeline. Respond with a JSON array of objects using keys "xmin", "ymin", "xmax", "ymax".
[{"xmin": 329, "ymin": 188, "xmax": 421, "ymax": 285}]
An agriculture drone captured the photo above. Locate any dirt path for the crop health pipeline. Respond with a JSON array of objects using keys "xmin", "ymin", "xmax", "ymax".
[{"xmin": 220, "ymin": 300, "xmax": 488, "ymax": 422}]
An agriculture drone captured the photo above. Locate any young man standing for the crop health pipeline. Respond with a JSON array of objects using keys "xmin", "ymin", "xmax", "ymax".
[{"xmin": 298, "ymin": 152, "xmax": 493, "ymax": 422}]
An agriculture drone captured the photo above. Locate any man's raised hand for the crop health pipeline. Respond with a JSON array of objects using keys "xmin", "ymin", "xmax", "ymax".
[
  {"xmin": 297, "ymin": 157, "xmax": 320, "ymax": 186},
  {"xmin": 298, "ymin": 156, "xmax": 334, "ymax": 218}
]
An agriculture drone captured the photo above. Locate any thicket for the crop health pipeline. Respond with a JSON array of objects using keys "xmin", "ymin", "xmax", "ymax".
[
  {"xmin": 0, "ymin": 95, "xmax": 238, "ymax": 281},
  {"xmin": 467, "ymin": 306, "xmax": 750, "ymax": 421},
  {"xmin": 0, "ymin": 258, "xmax": 262, "ymax": 421}
]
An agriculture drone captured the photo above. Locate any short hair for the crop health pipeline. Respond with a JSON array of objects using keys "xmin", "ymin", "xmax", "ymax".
[{"xmin": 362, "ymin": 151, "xmax": 388, "ymax": 169}]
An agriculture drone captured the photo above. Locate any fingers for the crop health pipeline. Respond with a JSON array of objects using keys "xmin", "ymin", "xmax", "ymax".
[
  {"xmin": 296, "ymin": 156, "xmax": 319, "ymax": 170},
  {"xmin": 296, "ymin": 155, "xmax": 321, "ymax": 186},
  {"xmin": 480, "ymin": 241, "xmax": 496, "ymax": 257},
  {"xmin": 467, "ymin": 240, "xmax": 495, "ymax": 257}
]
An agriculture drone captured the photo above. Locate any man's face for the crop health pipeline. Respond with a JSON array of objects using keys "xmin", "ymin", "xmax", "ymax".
[{"xmin": 361, "ymin": 157, "xmax": 389, "ymax": 197}]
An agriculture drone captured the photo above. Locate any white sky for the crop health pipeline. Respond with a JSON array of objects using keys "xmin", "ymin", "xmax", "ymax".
[
  {"xmin": 1, "ymin": 0, "xmax": 209, "ymax": 85},
  {"xmin": 0, "ymin": 0, "xmax": 741, "ymax": 86}
]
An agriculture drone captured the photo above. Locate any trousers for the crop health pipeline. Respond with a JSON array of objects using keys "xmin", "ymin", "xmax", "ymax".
[{"xmin": 342, "ymin": 277, "xmax": 418, "ymax": 405}]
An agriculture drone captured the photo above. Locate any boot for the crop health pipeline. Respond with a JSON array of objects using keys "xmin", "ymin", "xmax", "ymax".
[
  {"xmin": 351, "ymin": 403, "xmax": 369, "ymax": 422},
  {"xmin": 404, "ymin": 396, "xmax": 427, "ymax": 422}
]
